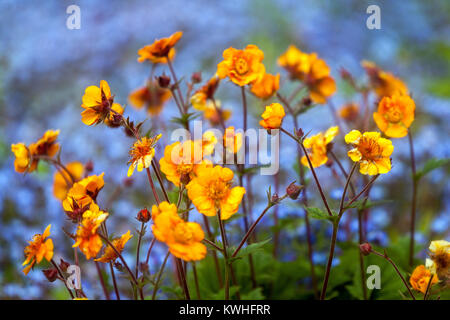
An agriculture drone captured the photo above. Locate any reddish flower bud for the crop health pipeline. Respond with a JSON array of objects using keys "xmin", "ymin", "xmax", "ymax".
[
  {"xmin": 42, "ymin": 268, "xmax": 58, "ymax": 282},
  {"xmin": 59, "ymin": 258, "xmax": 70, "ymax": 272},
  {"xmin": 157, "ymin": 74, "xmax": 171, "ymax": 88},
  {"xmin": 296, "ymin": 128, "xmax": 304, "ymax": 139},
  {"xmin": 85, "ymin": 160, "xmax": 94, "ymax": 173},
  {"xmin": 360, "ymin": 243, "xmax": 372, "ymax": 256},
  {"xmin": 137, "ymin": 208, "xmax": 151, "ymax": 223},
  {"xmin": 286, "ymin": 182, "xmax": 303, "ymax": 200},
  {"xmin": 271, "ymin": 193, "xmax": 279, "ymax": 203},
  {"xmin": 191, "ymin": 72, "xmax": 202, "ymax": 84},
  {"xmin": 302, "ymin": 97, "xmax": 312, "ymax": 106},
  {"xmin": 180, "ymin": 173, "xmax": 191, "ymax": 186}
]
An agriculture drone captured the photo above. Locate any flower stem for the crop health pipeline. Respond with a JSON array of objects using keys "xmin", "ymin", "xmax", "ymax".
[
  {"xmin": 152, "ymin": 159, "xmax": 170, "ymax": 203},
  {"xmin": 217, "ymin": 210, "xmax": 230, "ymax": 300},
  {"xmin": 320, "ymin": 222, "xmax": 339, "ymax": 300},
  {"xmin": 146, "ymin": 167, "xmax": 160, "ymax": 204},
  {"xmin": 408, "ymin": 131, "xmax": 417, "ymax": 267},
  {"xmin": 192, "ymin": 262, "xmax": 202, "ymax": 300},
  {"xmin": 135, "ymin": 222, "xmax": 145, "ymax": 278},
  {"xmin": 95, "ymin": 261, "xmax": 110, "ymax": 300},
  {"xmin": 50, "ymin": 259, "xmax": 75, "ymax": 299},
  {"xmin": 151, "ymin": 250, "xmax": 170, "ymax": 300},
  {"xmin": 109, "ymin": 262, "xmax": 120, "ymax": 300},
  {"xmin": 202, "ymin": 215, "xmax": 223, "ymax": 287},
  {"xmin": 166, "ymin": 58, "xmax": 186, "ymax": 112}
]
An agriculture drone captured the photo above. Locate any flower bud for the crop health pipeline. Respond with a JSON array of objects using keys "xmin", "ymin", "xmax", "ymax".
[
  {"xmin": 157, "ymin": 74, "xmax": 171, "ymax": 88},
  {"xmin": 296, "ymin": 128, "xmax": 304, "ymax": 139},
  {"xmin": 109, "ymin": 113, "xmax": 123, "ymax": 128},
  {"xmin": 360, "ymin": 243, "xmax": 372, "ymax": 256},
  {"xmin": 302, "ymin": 97, "xmax": 312, "ymax": 106},
  {"xmin": 326, "ymin": 142, "xmax": 334, "ymax": 153},
  {"xmin": 180, "ymin": 173, "xmax": 191, "ymax": 185},
  {"xmin": 59, "ymin": 258, "xmax": 70, "ymax": 272},
  {"xmin": 137, "ymin": 208, "xmax": 151, "ymax": 223},
  {"xmin": 85, "ymin": 160, "xmax": 94, "ymax": 173},
  {"xmin": 42, "ymin": 268, "xmax": 58, "ymax": 282},
  {"xmin": 139, "ymin": 262, "xmax": 149, "ymax": 274},
  {"xmin": 191, "ymin": 72, "xmax": 202, "ymax": 84},
  {"xmin": 271, "ymin": 193, "xmax": 279, "ymax": 203},
  {"xmin": 286, "ymin": 182, "xmax": 303, "ymax": 200}
]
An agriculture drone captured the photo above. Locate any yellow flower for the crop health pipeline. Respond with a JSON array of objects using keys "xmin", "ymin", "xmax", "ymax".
[
  {"xmin": 301, "ymin": 126, "xmax": 339, "ymax": 168},
  {"xmin": 53, "ymin": 162, "xmax": 84, "ymax": 201},
  {"xmin": 128, "ymin": 81, "xmax": 171, "ymax": 116},
  {"xmin": 95, "ymin": 231, "xmax": 133, "ymax": 263},
  {"xmin": 202, "ymin": 100, "xmax": 232, "ymax": 126},
  {"xmin": 29, "ymin": 130, "xmax": 60, "ymax": 158},
  {"xmin": 63, "ymin": 173, "xmax": 105, "ymax": 213},
  {"xmin": 250, "ymin": 73, "xmax": 280, "ymax": 99},
  {"xmin": 151, "ymin": 201, "xmax": 178, "ymax": 221},
  {"xmin": 152, "ymin": 201, "xmax": 206, "ymax": 261},
  {"xmin": 127, "ymin": 134, "xmax": 162, "ymax": 177},
  {"xmin": 11, "ymin": 143, "xmax": 35, "ymax": 173},
  {"xmin": 186, "ymin": 165, "xmax": 246, "ymax": 220},
  {"xmin": 410, "ymin": 265, "xmax": 439, "ymax": 294},
  {"xmin": 22, "ymin": 224, "xmax": 54, "ymax": 275},
  {"xmin": 373, "ymin": 94, "xmax": 415, "ymax": 138},
  {"xmin": 159, "ymin": 140, "xmax": 212, "ymax": 187},
  {"xmin": 224, "ymin": 126, "xmax": 243, "ymax": 154},
  {"xmin": 427, "ymin": 240, "xmax": 450, "ymax": 280},
  {"xmin": 217, "ymin": 45, "xmax": 266, "ymax": 86},
  {"xmin": 362, "ymin": 60, "xmax": 408, "ymax": 98},
  {"xmin": 137, "ymin": 31, "xmax": 182, "ymax": 63},
  {"xmin": 339, "ymin": 103, "xmax": 359, "ymax": 122},
  {"xmin": 278, "ymin": 46, "xmax": 336, "ymax": 103},
  {"xmin": 345, "ymin": 130, "xmax": 394, "ymax": 175},
  {"xmin": 190, "ymin": 76, "xmax": 220, "ymax": 110},
  {"xmin": 104, "ymin": 103, "xmax": 124, "ymax": 128},
  {"xmin": 81, "ymin": 80, "xmax": 122, "ymax": 126},
  {"xmin": 259, "ymin": 103, "xmax": 286, "ymax": 130},
  {"xmin": 73, "ymin": 206, "xmax": 108, "ymax": 260}
]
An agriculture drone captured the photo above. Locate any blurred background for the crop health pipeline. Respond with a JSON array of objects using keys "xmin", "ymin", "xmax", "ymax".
[{"xmin": 0, "ymin": 0, "xmax": 449, "ymax": 299}]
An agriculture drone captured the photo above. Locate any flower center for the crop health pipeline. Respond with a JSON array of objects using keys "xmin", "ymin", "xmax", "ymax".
[
  {"xmin": 207, "ymin": 180, "xmax": 229, "ymax": 201},
  {"xmin": 177, "ymin": 163, "xmax": 194, "ymax": 175},
  {"xmin": 173, "ymin": 224, "xmax": 193, "ymax": 244},
  {"xmin": 235, "ymin": 58, "xmax": 249, "ymax": 75},
  {"xmin": 385, "ymin": 108, "xmax": 403, "ymax": 123},
  {"xmin": 358, "ymin": 137, "xmax": 382, "ymax": 161}
]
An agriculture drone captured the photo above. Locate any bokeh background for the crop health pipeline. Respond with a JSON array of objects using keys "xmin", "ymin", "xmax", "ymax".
[{"xmin": 0, "ymin": 0, "xmax": 449, "ymax": 299}]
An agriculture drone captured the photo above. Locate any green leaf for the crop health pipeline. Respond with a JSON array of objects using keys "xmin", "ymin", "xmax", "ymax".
[
  {"xmin": 305, "ymin": 207, "xmax": 337, "ymax": 223},
  {"xmin": 232, "ymin": 238, "xmax": 272, "ymax": 261},
  {"xmin": 344, "ymin": 199, "xmax": 392, "ymax": 211},
  {"xmin": 414, "ymin": 158, "xmax": 450, "ymax": 181}
]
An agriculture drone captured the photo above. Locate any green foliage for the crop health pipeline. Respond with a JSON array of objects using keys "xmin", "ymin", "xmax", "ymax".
[
  {"xmin": 305, "ymin": 207, "xmax": 338, "ymax": 223},
  {"xmin": 414, "ymin": 158, "xmax": 450, "ymax": 182}
]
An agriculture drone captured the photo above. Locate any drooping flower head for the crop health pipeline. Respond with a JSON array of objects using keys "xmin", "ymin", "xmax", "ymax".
[
  {"xmin": 301, "ymin": 126, "xmax": 339, "ymax": 168},
  {"xmin": 28, "ymin": 130, "xmax": 60, "ymax": 159},
  {"xmin": 53, "ymin": 162, "xmax": 84, "ymax": 201},
  {"xmin": 409, "ymin": 265, "xmax": 439, "ymax": 294},
  {"xmin": 260, "ymin": 103, "xmax": 285, "ymax": 130},
  {"xmin": 95, "ymin": 231, "xmax": 133, "ymax": 263},
  {"xmin": 128, "ymin": 81, "xmax": 171, "ymax": 116},
  {"xmin": 73, "ymin": 206, "xmax": 108, "ymax": 260},
  {"xmin": 22, "ymin": 224, "xmax": 54, "ymax": 275},
  {"xmin": 152, "ymin": 201, "xmax": 206, "ymax": 261},
  {"xmin": 81, "ymin": 80, "xmax": 122, "ymax": 126},
  {"xmin": 345, "ymin": 130, "xmax": 394, "ymax": 175},
  {"xmin": 190, "ymin": 76, "xmax": 220, "ymax": 110},
  {"xmin": 339, "ymin": 103, "xmax": 359, "ymax": 122},
  {"xmin": 278, "ymin": 45, "xmax": 336, "ymax": 103},
  {"xmin": 127, "ymin": 134, "xmax": 162, "ymax": 177},
  {"xmin": 186, "ymin": 165, "xmax": 246, "ymax": 220},
  {"xmin": 137, "ymin": 31, "xmax": 182, "ymax": 64},
  {"xmin": 217, "ymin": 45, "xmax": 266, "ymax": 86},
  {"xmin": 362, "ymin": 60, "xmax": 408, "ymax": 98},
  {"xmin": 373, "ymin": 94, "xmax": 415, "ymax": 138},
  {"xmin": 250, "ymin": 73, "xmax": 280, "ymax": 99},
  {"xmin": 11, "ymin": 143, "xmax": 35, "ymax": 173},
  {"xmin": 426, "ymin": 240, "xmax": 450, "ymax": 280}
]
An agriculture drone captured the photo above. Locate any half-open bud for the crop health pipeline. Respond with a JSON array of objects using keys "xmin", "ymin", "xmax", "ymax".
[
  {"xmin": 286, "ymin": 182, "xmax": 303, "ymax": 200},
  {"xmin": 359, "ymin": 243, "xmax": 372, "ymax": 256},
  {"xmin": 42, "ymin": 268, "xmax": 58, "ymax": 282},
  {"xmin": 137, "ymin": 208, "xmax": 151, "ymax": 223}
]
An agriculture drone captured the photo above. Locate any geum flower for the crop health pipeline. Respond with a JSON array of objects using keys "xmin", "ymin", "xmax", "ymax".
[
  {"xmin": 11, "ymin": 143, "xmax": 35, "ymax": 173},
  {"xmin": 137, "ymin": 31, "xmax": 182, "ymax": 64},
  {"xmin": 217, "ymin": 44, "xmax": 265, "ymax": 86},
  {"xmin": 259, "ymin": 103, "xmax": 286, "ymax": 130},
  {"xmin": 278, "ymin": 45, "xmax": 336, "ymax": 103},
  {"xmin": 128, "ymin": 81, "xmax": 171, "ymax": 116},
  {"xmin": 301, "ymin": 126, "xmax": 339, "ymax": 168},
  {"xmin": 186, "ymin": 165, "xmax": 246, "ymax": 220},
  {"xmin": 373, "ymin": 94, "xmax": 415, "ymax": 138},
  {"xmin": 53, "ymin": 162, "xmax": 84, "ymax": 201},
  {"xmin": 426, "ymin": 240, "xmax": 450, "ymax": 280},
  {"xmin": 73, "ymin": 206, "xmax": 109, "ymax": 260},
  {"xmin": 127, "ymin": 134, "xmax": 162, "ymax": 177},
  {"xmin": 95, "ymin": 231, "xmax": 133, "ymax": 263},
  {"xmin": 22, "ymin": 224, "xmax": 54, "ymax": 275},
  {"xmin": 81, "ymin": 80, "xmax": 123, "ymax": 126},
  {"xmin": 345, "ymin": 130, "xmax": 394, "ymax": 175},
  {"xmin": 339, "ymin": 103, "xmax": 359, "ymax": 122},
  {"xmin": 410, "ymin": 265, "xmax": 439, "ymax": 294},
  {"xmin": 159, "ymin": 140, "xmax": 212, "ymax": 187},
  {"xmin": 152, "ymin": 201, "xmax": 206, "ymax": 261},
  {"xmin": 362, "ymin": 60, "xmax": 408, "ymax": 98},
  {"xmin": 250, "ymin": 73, "xmax": 280, "ymax": 99}
]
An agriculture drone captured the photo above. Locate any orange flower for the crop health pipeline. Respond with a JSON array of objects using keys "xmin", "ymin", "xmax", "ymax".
[
  {"xmin": 186, "ymin": 165, "xmax": 246, "ymax": 220},
  {"xmin": 104, "ymin": 103, "xmax": 124, "ymax": 128},
  {"xmin": 152, "ymin": 201, "xmax": 206, "ymax": 261},
  {"xmin": 128, "ymin": 81, "xmax": 171, "ymax": 116},
  {"xmin": 73, "ymin": 206, "xmax": 108, "ymax": 260},
  {"xmin": 202, "ymin": 100, "xmax": 232, "ymax": 126},
  {"xmin": 373, "ymin": 94, "xmax": 415, "ymax": 138},
  {"xmin": 362, "ymin": 60, "xmax": 408, "ymax": 98},
  {"xmin": 81, "ymin": 80, "xmax": 122, "ymax": 126},
  {"xmin": 11, "ymin": 143, "xmax": 35, "ymax": 173},
  {"xmin": 259, "ymin": 103, "xmax": 285, "ymax": 130},
  {"xmin": 224, "ymin": 126, "xmax": 243, "ymax": 154},
  {"xmin": 159, "ymin": 140, "xmax": 212, "ymax": 187},
  {"xmin": 301, "ymin": 126, "xmax": 339, "ymax": 168},
  {"xmin": 345, "ymin": 130, "xmax": 394, "ymax": 175},
  {"xmin": 217, "ymin": 45, "xmax": 266, "ymax": 86},
  {"xmin": 151, "ymin": 201, "xmax": 178, "ymax": 221},
  {"xmin": 250, "ymin": 73, "xmax": 280, "ymax": 99},
  {"xmin": 22, "ymin": 224, "xmax": 54, "ymax": 275},
  {"xmin": 339, "ymin": 103, "xmax": 359, "ymax": 122},
  {"xmin": 137, "ymin": 31, "xmax": 182, "ymax": 63},
  {"xmin": 427, "ymin": 240, "xmax": 450, "ymax": 280},
  {"xmin": 278, "ymin": 46, "xmax": 336, "ymax": 103},
  {"xmin": 53, "ymin": 162, "xmax": 84, "ymax": 201},
  {"xmin": 95, "ymin": 231, "xmax": 133, "ymax": 263},
  {"xmin": 410, "ymin": 265, "xmax": 439, "ymax": 294},
  {"xmin": 190, "ymin": 76, "xmax": 220, "ymax": 110},
  {"xmin": 63, "ymin": 173, "xmax": 105, "ymax": 215},
  {"xmin": 28, "ymin": 129, "xmax": 60, "ymax": 169},
  {"xmin": 127, "ymin": 134, "xmax": 162, "ymax": 177}
]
